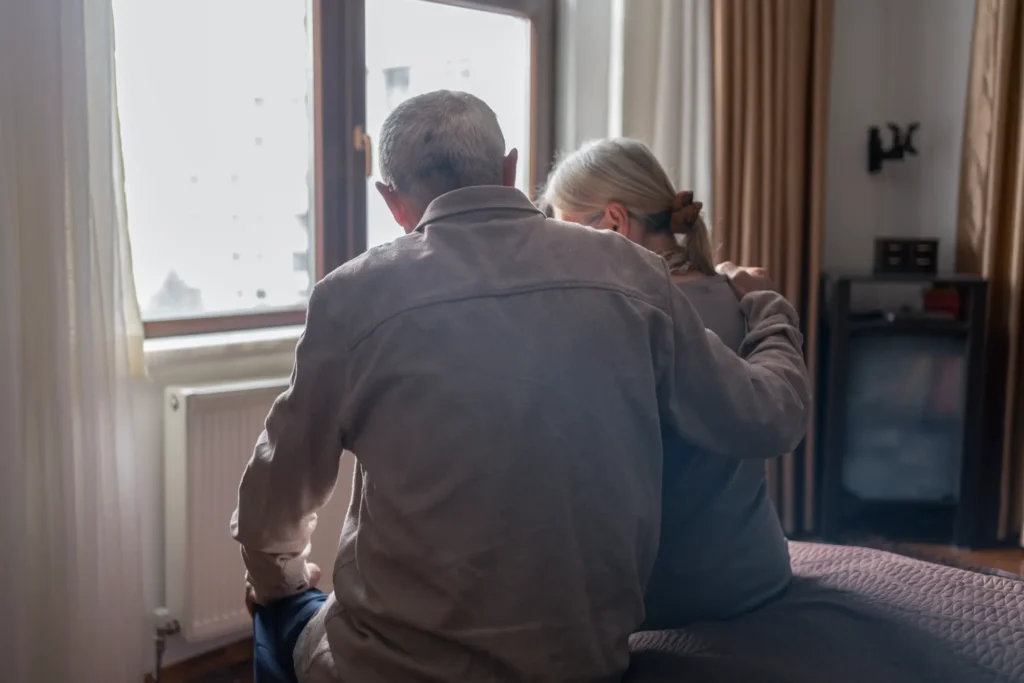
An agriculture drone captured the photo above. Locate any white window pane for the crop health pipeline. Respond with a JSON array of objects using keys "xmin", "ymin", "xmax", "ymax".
[
  {"xmin": 114, "ymin": 0, "xmax": 315, "ymax": 321},
  {"xmin": 365, "ymin": 0, "xmax": 532, "ymax": 250}
]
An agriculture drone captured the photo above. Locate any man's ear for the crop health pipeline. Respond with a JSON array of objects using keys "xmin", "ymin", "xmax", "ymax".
[
  {"xmin": 502, "ymin": 149, "xmax": 519, "ymax": 188},
  {"xmin": 375, "ymin": 182, "xmax": 418, "ymax": 234}
]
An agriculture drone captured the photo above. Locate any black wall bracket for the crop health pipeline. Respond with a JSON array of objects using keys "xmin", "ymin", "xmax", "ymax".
[{"xmin": 868, "ymin": 122, "xmax": 919, "ymax": 174}]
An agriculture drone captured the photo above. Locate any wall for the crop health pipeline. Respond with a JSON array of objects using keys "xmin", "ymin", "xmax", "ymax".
[
  {"xmin": 561, "ymin": 0, "xmax": 976, "ymax": 275},
  {"xmin": 823, "ymin": 0, "xmax": 976, "ymax": 275}
]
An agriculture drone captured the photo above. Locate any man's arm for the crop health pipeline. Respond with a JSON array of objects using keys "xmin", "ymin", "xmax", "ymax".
[
  {"xmin": 659, "ymin": 269, "xmax": 812, "ymax": 459},
  {"xmin": 229, "ymin": 285, "xmax": 345, "ymax": 603}
]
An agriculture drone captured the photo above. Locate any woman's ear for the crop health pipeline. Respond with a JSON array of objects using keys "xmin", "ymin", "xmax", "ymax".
[{"xmin": 604, "ymin": 202, "xmax": 636, "ymax": 240}]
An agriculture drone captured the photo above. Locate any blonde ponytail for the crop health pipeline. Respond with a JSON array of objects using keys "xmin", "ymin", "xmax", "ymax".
[
  {"xmin": 674, "ymin": 214, "xmax": 714, "ymax": 276},
  {"xmin": 542, "ymin": 138, "xmax": 715, "ymax": 276}
]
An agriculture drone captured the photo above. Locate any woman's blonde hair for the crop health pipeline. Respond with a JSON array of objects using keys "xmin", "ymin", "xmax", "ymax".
[{"xmin": 541, "ymin": 138, "xmax": 714, "ymax": 276}]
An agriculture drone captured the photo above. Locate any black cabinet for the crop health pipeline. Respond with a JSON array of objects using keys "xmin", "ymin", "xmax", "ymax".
[{"xmin": 817, "ymin": 272, "xmax": 998, "ymax": 546}]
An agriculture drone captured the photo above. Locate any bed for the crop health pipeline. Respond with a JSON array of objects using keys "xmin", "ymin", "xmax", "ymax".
[{"xmin": 627, "ymin": 541, "xmax": 1024, "ymax": 683}]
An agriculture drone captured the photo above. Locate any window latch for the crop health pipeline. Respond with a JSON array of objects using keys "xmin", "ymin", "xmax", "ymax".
[{"xmin": 353, "ymin": 125, "xmax": 373, "ymax": 179}]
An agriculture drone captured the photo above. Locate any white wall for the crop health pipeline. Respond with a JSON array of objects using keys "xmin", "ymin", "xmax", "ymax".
[{"xmin": 823, "ymin": 0, "xmax": 975, "ymax": 274}]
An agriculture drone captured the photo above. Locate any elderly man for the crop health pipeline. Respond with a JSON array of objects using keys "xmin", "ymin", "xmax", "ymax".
[{"xmin": 231, "ymin": 90, "xmax": 810, "ymax": 683}]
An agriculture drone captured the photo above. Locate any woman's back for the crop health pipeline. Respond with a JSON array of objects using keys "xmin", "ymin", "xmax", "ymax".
[
  {"xmin": 642, "ymin": 276, "xmax": 792, "ymax": 627},
  {"xmin": 677, "ymin": 275, "xmax": 746, "ymax": 349},
  {"xmin": 539, "ymin": 137, "xmax": 793, "ymax": 625}
]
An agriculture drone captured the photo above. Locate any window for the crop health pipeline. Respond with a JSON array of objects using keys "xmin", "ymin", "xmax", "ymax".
[
  {"xmin": 365, "ymin": 0, "xmax": 534, "ymax": 250},
  {"xmin": 361, "ymin": 0, "xmax": 555, "ymax": 204},
  {"xmin": 114, "ymin": 0, "xmax": 316, "ymax": 336},
  {"xmin": 114, "ymin": 0, "xmax": 553, "ymax": 338}
]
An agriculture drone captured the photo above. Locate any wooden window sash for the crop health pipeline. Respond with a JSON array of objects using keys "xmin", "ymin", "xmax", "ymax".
[
  {"xmin": 143, "ymin": 0, "xmax": 357, "ymax": 339},
  {"xmin": 419, "ymin": 0, "xmax": 556, "ymax": 193},
  {"xmin": 145, "ymin": 0, "xmax": 555, "ymax": 338}
]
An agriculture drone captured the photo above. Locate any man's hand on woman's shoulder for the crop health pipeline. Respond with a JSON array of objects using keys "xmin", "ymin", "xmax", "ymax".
[{"xmin": 716, "ymin": 261, "xmax": 776, "ymax": 297}]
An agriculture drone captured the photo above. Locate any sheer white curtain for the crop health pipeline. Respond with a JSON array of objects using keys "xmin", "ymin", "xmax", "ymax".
[
  {"xmin": 0, "ymin": 0, "xmax": 146, "ymax": 681},
  {"xmin": 556, "ymin": 0, "xmax": 713, "ymax": 219}
]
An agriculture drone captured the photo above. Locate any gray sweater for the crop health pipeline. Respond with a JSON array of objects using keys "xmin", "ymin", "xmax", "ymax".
[{"xmin": 642, "ymin": 275, "xmax": 793, "ymax": 627}]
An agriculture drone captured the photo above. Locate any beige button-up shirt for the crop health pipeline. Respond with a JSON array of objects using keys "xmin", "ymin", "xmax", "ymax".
[{"xmin": 231, "ymin": 186, "xmax": 811, "ymax": 683}]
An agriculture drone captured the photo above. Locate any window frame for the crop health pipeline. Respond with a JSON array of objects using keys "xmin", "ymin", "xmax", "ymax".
[
  {"xmin": 141, "ymin": 0, "xmax": 555, "ymax": 339},
  {"xmin": 419, "ymin": 0, "xmax": 557, "ymax": 193}
]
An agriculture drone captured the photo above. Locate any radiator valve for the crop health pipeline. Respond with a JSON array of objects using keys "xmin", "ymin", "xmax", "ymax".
[{"xmin": 152, "ymin": 608, "xmax": 181, "ymax": 683}]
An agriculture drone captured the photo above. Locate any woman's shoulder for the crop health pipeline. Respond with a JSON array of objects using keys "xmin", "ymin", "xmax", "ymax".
[
  {"xmin": 676, "ymin": 273, "xmax": 735, "ymax": 299},
  {"xmin": 676, "ymin": 274, "xmax": 745, "ymax": 350}
]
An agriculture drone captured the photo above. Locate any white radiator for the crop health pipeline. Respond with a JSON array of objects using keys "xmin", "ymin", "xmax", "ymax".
[{"xmin": 164, "ymin": 379, "xmax": 353, "ymax": 643}]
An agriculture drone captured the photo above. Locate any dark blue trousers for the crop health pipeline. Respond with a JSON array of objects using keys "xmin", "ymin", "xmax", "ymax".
[{"xmin": 253, "ymin": 589, "xmax": 329, "ymax": 683}]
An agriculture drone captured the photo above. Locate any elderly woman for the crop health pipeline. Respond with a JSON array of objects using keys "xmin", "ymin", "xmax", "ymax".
[{"xmin": 542, "ymin": 137, "xmax": 793, "ymax": 627}]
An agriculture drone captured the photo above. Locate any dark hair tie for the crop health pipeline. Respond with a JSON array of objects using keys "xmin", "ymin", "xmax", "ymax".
[{"xmin": 669, "ymin": 191, "xmax": 703, "ymax": 235}]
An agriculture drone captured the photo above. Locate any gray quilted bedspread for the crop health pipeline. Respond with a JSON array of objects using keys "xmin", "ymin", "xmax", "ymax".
[{"xmin": 627, "ymin": 542, "xmax": 1024, "ymax": 683}]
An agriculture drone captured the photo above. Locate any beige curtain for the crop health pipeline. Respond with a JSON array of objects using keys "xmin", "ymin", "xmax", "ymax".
[
  {"xmin": 712, "ymin": 0, "xmax": 833, "ymax": 534},
  {"xmin": 619, "ymin": 0, "xmax": 714, "ymax": 222},
  {"xmin": 956, "ymin": 0, "xmax": 1024, "ymax": 544},
  {"xmin": 1, "ymin": 0, "xmax": 148, "ymax": 679}
]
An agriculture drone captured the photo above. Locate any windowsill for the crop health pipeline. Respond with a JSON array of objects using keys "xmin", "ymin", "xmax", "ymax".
[{"xmin": 144, "ymin": 325, "xmax": 302, "ymax": 381}]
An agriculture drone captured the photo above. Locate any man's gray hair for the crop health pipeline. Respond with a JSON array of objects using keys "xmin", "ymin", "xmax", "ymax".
[{"xmin": 378, "ymin": 90, "xmax": 506, "ymax": 205}]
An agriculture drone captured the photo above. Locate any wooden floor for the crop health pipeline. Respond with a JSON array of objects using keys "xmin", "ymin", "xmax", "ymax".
[
  {"xmin": 842, "ymin": 534, "xmax": 1024, "ymax": 577},
  {"xmin": 901, "ymin": 543, "xmax": 1024, "ymax": 577},
  {"xmin": 145, "ymin": 639, "xmax": 252, "ymax": 683}
]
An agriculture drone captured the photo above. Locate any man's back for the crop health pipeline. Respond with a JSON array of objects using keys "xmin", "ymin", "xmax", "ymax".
[{"xmin": 316, "ymin": 186, "xmax": 674, "ymax": 682}]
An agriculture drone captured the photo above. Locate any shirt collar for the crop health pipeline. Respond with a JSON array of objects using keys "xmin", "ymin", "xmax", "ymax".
[{"xmin": 415, "ymin": 186, "xmax": 543, "ymax": 232}]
